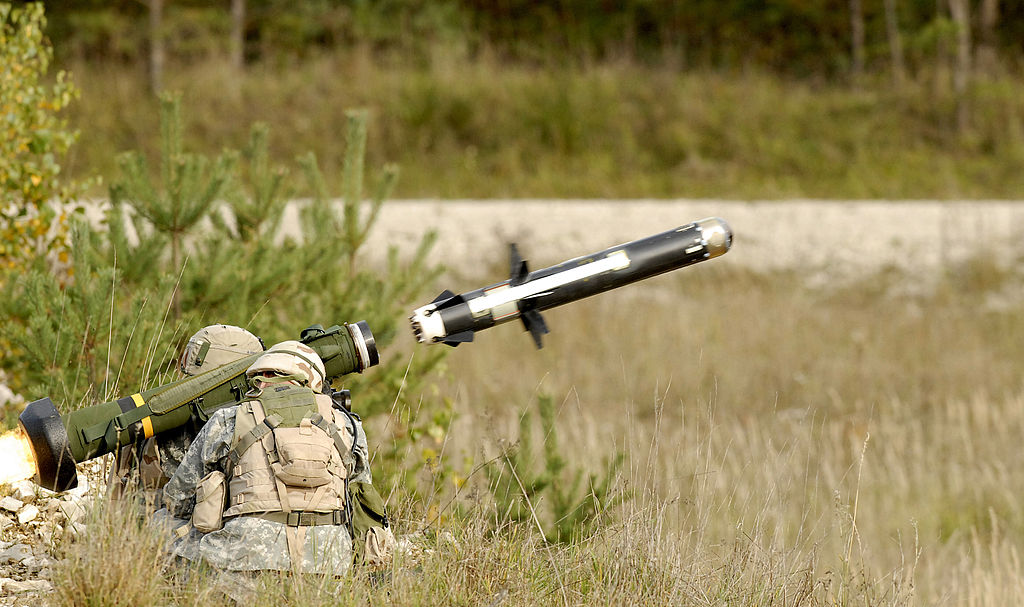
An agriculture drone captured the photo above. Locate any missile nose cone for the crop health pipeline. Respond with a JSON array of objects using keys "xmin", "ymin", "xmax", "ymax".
[{"xmin": 696, "ymin": 217, "xmax": 732, "ymax": 258}]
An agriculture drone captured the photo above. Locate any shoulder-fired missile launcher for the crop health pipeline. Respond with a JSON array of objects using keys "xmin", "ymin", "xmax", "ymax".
[{"xmin": 18, "ymin": 321, "xmax": 378, "ymax": 492}]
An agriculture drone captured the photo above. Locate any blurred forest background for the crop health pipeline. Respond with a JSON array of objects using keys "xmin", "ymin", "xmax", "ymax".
[{"xmin": 42, "ymin": 0, "xmax": 1024, "ymax": 198}]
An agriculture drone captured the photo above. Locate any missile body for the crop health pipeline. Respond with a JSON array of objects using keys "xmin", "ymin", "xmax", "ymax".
[
  {"xmin": 410, "ymin": 217, "xmax": 732, "ymax": 348},
  {"xmin": 19, "ymin": 321, "xmax": 378, "ymax": 491}
]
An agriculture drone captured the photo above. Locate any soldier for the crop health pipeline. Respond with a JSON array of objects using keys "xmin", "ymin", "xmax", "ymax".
[
  {"xmin": 108, "ymin": 324, "xmax": 264, "ymax": 506},
  {"xmin": 159, "ymin": 340, "xmax": 394, "ymax": 576}
]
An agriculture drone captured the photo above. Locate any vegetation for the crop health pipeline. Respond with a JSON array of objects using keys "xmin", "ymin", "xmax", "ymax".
[
  {"xmin": 47, "ymin": 259, "xmax": 1024, "ymax": 605},
  {"xmin": 0, "ymin": 3, "xmax": 82, "ymax": 270},
  {"xmin": 25, "ymin": 0, "xmax": 1024, "ymax": 199},
  {"xmin": 0, "ymin": 6, "xmax": 449, "ymax": 489}
]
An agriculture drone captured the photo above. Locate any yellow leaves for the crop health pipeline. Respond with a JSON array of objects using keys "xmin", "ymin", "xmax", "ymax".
[{"xmin": 0, "ymin": 4, "xmax": 80, "ymax": 270}]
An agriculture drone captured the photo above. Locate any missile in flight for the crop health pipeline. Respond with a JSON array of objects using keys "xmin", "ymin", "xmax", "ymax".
[{"xmin": 410, "ymin": 216, "xmax": 732, "ymax": 348}]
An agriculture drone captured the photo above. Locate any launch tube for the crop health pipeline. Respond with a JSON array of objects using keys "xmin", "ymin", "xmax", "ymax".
[
  {"xmin": 410, "ymin": 217, "xmax": 732, "ymax": 348},
  {"xmin": 18, "ymin": 321, "xmax": 378, "ymax": 491}
]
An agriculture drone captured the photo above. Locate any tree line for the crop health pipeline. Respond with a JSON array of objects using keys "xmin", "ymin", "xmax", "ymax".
[{"xmin": 41, "ymin": 1, "xmax": 1023, "ymax": 82}]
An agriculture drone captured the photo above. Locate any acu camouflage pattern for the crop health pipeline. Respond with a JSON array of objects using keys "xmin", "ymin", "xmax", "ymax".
[
  {"xmin": 160, "ymin": 402, "xmax": 374, "ymax": 575},
  {"xmin": 109, "ymin": 324, "xmax": 264, "ymax": 502},
  {"xmin": 107, "ymin": 428, "xmax": 196, "ymax": 507}
]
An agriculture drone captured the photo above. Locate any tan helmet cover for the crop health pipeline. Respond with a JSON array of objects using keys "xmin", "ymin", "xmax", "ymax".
[
  {"xmin": 180, "ymin": 324, "xmax": 264, "ymax": 376},
  {"xmin": 245, "ymin": 340, "xmax": 327, "ymax": 393}
]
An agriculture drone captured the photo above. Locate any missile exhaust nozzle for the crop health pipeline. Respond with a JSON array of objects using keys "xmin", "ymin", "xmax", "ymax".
[{"xmin": 19, "ymin": 398, "xmax": 78, "ymax": 492}]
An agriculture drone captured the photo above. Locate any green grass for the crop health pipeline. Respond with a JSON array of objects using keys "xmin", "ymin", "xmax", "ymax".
[{"xmin": 62, "ymin": 56, "xmax": 1024, "ymax": 200}]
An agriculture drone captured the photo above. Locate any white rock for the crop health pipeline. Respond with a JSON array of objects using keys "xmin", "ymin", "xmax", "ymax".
[
  {"xmin": 3, "ymin": 579, "xmax": 52, "ymax": 594},
  {"xmin": 16, "ymin": 505, "xmax": 38, "ymax": 525},
  {"xmin": 65, "ymin": 477, "xmax": 90, "ymax": 498},
  {"xmin": 0, "ymin": 497, "xmax": 23, "ymax": 513},
  {"xmin": 57, "ymin": 499, "xmax": 88, "ymax": 525},
  {"xmin": 0, "ymin": 383, "xmax": 17, "ymax": 407},
  {"xmin": 0, "ymin": 515, "xmax": 12, "ymax": 531},
  {"xmin": 0, "ymin": 544, "xmax": 31, "ymax": 564},
  {"xmin": 11, "ymin": 482, "xmax": 35, "ymax": 504},
  {"xmin": 67, "ymin": 522, "xmax": 87, "ymax": 540}
]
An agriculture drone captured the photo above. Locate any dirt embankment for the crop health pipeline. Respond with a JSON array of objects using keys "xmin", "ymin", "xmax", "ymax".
[{"xmin": 352, "ymin": 200, "xmax": 1024, "ymax": 284}]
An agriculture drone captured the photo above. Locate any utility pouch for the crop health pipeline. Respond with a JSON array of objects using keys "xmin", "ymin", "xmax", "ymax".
[
  {"xmin": 192, "ymin": 470, "xmax": 227, "ymax": 532},
  {"xmin": 271, "ymin": 417, "xmax": 335, "ymax": 488},
  {"xmin": 350, "ymin": 480, "xmax": 393, "ymax": 566}
]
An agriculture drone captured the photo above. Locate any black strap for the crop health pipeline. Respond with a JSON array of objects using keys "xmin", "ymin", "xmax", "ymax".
[{"xmin": 250, "ymin": 510, "xmax": 347, "ymax": 527}]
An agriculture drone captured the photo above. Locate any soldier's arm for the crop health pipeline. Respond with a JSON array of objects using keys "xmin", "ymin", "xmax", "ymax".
[{"xmin": 162, "ymin": 407, "xmax": 236, "ymax": 519}]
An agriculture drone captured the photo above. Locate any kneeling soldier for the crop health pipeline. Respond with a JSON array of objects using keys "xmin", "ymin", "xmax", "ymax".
[{"xmin": 161, "ymin": 340, "xmax": 394, "ymax": 575}]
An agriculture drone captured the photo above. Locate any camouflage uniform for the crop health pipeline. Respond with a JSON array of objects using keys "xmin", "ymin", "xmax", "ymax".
[
  {"xmin": 109, "ymin": 324, "xmax": 264, "ymax": 504},
  {"xmin": 160, "ymin": 397, "xmax": 372, "ymax": 575}
]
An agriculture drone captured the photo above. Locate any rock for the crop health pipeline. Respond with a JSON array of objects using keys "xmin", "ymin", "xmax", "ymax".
[
  {"xmin": 22, "ymin": 554, "xmax": 53, "ymax": 573},
  {"xmin": 0, "ymin": 544, "xmax": 31, "ymax": 564},
  {"xmin": 3, "ymin": 579, "xmax": 52, "ymax": 594},
  {"xmin": 0, "ymin": 383, "xmax": 19, "ymax": 408},
  {"xmin": 16, "ymin": 505, "xmax": 38, "ymax": 525},
  {"xmin": 66, "ymin": 522, "xmax": 87, "ymax": 540},
  {"xmin": 0, "ymin": 515, "xmax": 12, "ymax": 531},
  {"xmin": 0, "ymin": 498, "xmax": 22, "ymax": 514},
  {"xmin": 11, "ymin": 482, "xmax": 35, "ymax": 504},
  {"xmin": 65, "ymin": 477, "xmax": 90, "ymax": 498},
  {"xmin": 57, "ymin": 499, "xmax": 88, "ymax": 525}
]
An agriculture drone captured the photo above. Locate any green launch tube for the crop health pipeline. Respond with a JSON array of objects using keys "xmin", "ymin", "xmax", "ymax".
[{"xmin": 18, "ymin": 321, "xmax": 378, "ymax": 491}]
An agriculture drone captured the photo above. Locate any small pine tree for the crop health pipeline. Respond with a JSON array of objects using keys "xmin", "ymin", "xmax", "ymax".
[
  {"xmin": 109, "ymin": 93, "xmax": 236, "ymax": 318},
  {"xmin": 487, "ymin": 393, "xmax": 628, "ymax": 543},
  {"xmin": 2, "ymin": 96, "xmax": 448, "ymax": 441}
]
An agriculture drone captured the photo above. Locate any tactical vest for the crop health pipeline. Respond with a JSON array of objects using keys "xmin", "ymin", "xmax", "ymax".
[{"xmin": 225, "ymin": 384, "xmax": 354, "ymax": 523}]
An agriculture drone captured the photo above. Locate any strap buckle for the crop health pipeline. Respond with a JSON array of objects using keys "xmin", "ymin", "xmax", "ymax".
[{"xmin": 284, "ymin": 510, "xmax": 346, "ymax": 527}]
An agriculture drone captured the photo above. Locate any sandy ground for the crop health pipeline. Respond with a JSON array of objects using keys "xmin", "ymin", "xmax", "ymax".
[
  {"xmin": 328, "ymin": 199, "xmax": 1024, "ymax": 283},
  {"xmin": 95, "ymin": 198, "xmax": 1024, "ymax": 282}
]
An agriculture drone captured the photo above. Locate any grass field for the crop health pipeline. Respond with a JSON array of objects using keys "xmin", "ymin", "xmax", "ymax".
[
  {"xmin": 48, "ymin": 245, "xmax": 1024, "ymax": 605},
  {"xmin": 62, "ymin": 57, "xmax": 1024, "ymax": 200},
  {"xmin": 420, "ymin": 257, "xmax": 1024, "ymax": 604}
]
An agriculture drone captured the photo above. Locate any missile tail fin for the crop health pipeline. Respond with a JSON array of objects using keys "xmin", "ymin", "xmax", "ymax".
[
  {"xmin": 431, "ymin": 290, "xmax": 457, "ymax": 304},
  {"xmin": 521, "ymin": 309, "xmax": 549, "ymax": 349},
  {"xmin": 509, "ymin": 243, "xmax": 530, "ymax": 286},
  {"xmin": 442, "ymin": 331, "xmax": 475, "ymax": 347}
]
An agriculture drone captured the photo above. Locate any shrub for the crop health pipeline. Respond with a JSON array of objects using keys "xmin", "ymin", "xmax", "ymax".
[{"xmin": 0, "ymin": 3, "xmax": 83, "ymax": 272}]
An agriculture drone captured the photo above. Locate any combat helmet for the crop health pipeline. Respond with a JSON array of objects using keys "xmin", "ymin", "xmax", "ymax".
[
  {"xmin": 179, "ymin": 324, "xmax": 264, "ymax": 376},
  {"xmin": 246, "ymin": 340, "xmax": 327, "ymax": 393}
]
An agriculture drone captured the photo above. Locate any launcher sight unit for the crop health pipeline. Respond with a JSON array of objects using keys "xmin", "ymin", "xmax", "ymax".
[{"xmin": 19, "ymin": 321, "xmax": 378, "ymax": 492}]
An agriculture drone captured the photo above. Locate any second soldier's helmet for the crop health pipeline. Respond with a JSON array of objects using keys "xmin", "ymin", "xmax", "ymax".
[
  {"xmin": 245, "ymin": 340, "xmax": 327, "ymax": 393},
  {"xmin": 179, "ymin": 324, "xmax": 264, "ymax": 376}
]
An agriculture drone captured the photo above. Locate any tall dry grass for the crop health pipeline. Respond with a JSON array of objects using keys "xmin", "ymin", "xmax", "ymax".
[{"xmin": 410, "ymin": 257, "xmax": 1024, "ymax": 605}]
